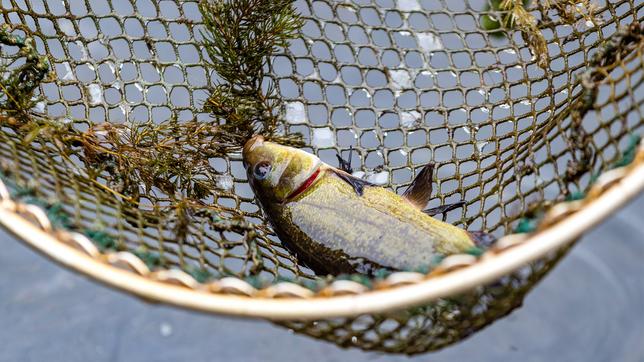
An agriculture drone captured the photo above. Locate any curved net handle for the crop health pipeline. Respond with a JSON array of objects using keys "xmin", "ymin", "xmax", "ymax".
[{"xmin": 0, "ymin": 143, "xmax": 641, "ymax": 319}]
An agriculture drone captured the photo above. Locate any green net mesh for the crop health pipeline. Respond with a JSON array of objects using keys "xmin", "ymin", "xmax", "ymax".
[{"xmin": 0, "ymin": 0, "xmax": 642, "ymax": 354}]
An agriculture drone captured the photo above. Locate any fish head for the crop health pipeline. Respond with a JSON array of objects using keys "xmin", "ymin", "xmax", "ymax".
[{"xmin": 242, "ymin": 135, "xmax": 322, "ymax": 203}]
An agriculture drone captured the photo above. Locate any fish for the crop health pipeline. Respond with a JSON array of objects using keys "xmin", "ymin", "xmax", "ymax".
[{"xmin": 242, "ymin": 135, "xmax": 494, "ymax": 276}]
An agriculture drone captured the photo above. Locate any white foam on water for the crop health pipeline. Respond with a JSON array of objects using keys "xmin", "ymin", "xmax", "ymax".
[
  {"xmin": 216, "ymin": 175, "xmax": 234, "ymax": 190},
  {"xmin": 476, "ymin": 141, "xmax": 489, "ymax": 153},
  {"xmin": 62, "ymin": 62, "xmax": 74, "ymax": 81},
  {"xmin": 285, "ymin": 101, "xmax": 306, "ymax": 124},
  {"xmin": 389, "ymin": 69, "xmax": 413, "ymax": 89},
  {"xmin": 419, "ymin": 70, "xmax": 435, "ymax": 82},
  {"xmin": 366, "ymin": 170, "xmax": 389, "ymax": 185},
  {"xmin": 75, "ymin": 40, "xmax": 89, "ymax": 61},
  {"xmin": 352, "ymin": 171, "xmax": 365, "ymax": 178},
  {"xmin": 400, "ymin": 110, "xmax": 421, "ymax": 127},
  {"xmin": 307, "ymin": 69, "xmax": 320, "ymax": 80},
  {"xmin": 160, "ymin": 322, "xmax": 173, "ymax": 337},
  {"xmin": 312, "ymin": 127, "xmax": 335, "ymax": 148},
  {"xmin": 33, "ymin": 101, "xmax": 46, "ymax": 113},
  {"xmin": 417, "ymin": 32, "xmax": 443, "ymax": 52},
  {"xmin": 397, "ymin": 0, "xmax": 421, "ymax": 11},
  {"xmin": 87, "ymin": 84, "xmax": 103, "ymax": 105},
  {"xmin": 119, "ymin": 103, "xmax": 130, "ymax": 116}
]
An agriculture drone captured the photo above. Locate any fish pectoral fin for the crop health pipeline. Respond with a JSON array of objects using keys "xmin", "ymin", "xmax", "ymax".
[
  {"xmin": 423, "ymin": 201, "xmax": 465, "ymax": 216},
  {"xmin": 402, "ymin": 163, "xmax": 434, "ymax": 209},
  {"xmin": 332, "ymin": 169, "xmax": 374, "ymax": 196},
  {"xmin": 335, "ymin": 146, "xmax": 354, "ymax": 173},
  {"xmin": 468, "ymin": 231, "xmax": 497, "ymax": 249}
]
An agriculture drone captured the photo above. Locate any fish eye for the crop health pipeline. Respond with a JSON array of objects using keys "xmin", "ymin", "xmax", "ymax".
[{"xmin": 253, "ymin": 161, "xmax": 271, "ymax": 180}]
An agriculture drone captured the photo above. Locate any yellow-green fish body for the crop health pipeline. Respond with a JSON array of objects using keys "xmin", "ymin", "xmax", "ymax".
[{"xmin": 242, "ymin": 136, "xmax": 482, "ymax": 275}]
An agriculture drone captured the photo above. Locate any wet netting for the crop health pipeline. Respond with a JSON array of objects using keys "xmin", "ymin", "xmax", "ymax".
[{"xmin": 0, "ymin": 0, "xmax": 642, "ymax": 355}]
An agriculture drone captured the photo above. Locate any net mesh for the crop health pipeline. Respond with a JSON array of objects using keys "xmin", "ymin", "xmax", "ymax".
[{"xmin": 0, "ymin": 0, "xmax": 642, "ymax": 354}]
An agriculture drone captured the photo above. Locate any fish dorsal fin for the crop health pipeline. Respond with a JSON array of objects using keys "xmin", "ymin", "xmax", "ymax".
[
  {"xmin": 335, "ymin": 146, "xmax": 354, "ymax": 174},
  {"xmin": 402, "ymin": 163, "xmax": 434, "ymax": 209},
  {"xmin": 332, "ymin": 169, "xmax": 374, "ymax": 196}
]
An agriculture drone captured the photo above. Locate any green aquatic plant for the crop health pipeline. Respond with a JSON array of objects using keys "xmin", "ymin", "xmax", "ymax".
[
  {"xmin": 565, "ymin": 23, "xmax": 643, "ymax": 186},
  {"xmin": 0, "ymin": 24, "xmax": 51, "ymax": 119},
  {"xmin": 0, "ymin": 2, "xmax": 312, "ymax": 282},
  {"xmin": 542, "ymin": 0, "xmax": 601, "ymax": 25},
  {"xmin": 0, "ymin": 1, "xmax": 308, "ymax": 253},
  {"xmin": 613, "ymin": 135, "xmax": 642, "ymax": 169},
  {"xmin": 1, "ymin": 0, "xmax": 305, "ymax": 209},
  {"xmin": 517, "ymin": 131, "xmax": 641, "ymax": 233},
  {"xmin": 481, "ymin": 0, "xmax": 602, "ymax": 69},
  {"xmin": 480, "ymin": 0, "xmax": 531, "ymax": 34},
  {"xmin": 199, "ymin": 0, "xmax": 305, "ymax": 147},
  {"xmin": 484, "ymin": 0, "xmax": 548, "ymax": 68}
]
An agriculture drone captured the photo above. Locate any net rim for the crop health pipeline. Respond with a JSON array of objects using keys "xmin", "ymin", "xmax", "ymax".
[{"xmin": 0, "ymin": 142, "xmax": 642, "ymax": 320}]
